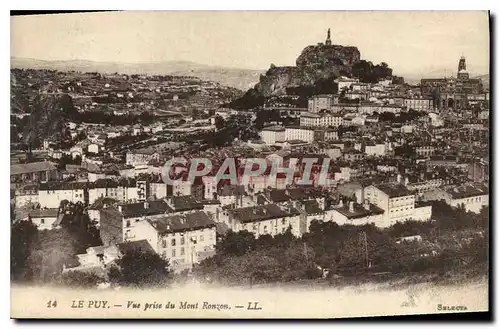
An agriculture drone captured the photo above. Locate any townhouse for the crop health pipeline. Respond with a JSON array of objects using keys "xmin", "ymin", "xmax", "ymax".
[{"xmin": 125, "ymin": 211, "xmax": 217, "ymax": 272}]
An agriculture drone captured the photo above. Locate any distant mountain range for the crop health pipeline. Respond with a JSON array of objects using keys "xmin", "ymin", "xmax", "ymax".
[
  {"xmin": 11, "ymin": 57, "xmax": 489, "ymax": 91},
  {"xmin": 11, "ymin": 57, "xmax": 264, "ymax": 91}
]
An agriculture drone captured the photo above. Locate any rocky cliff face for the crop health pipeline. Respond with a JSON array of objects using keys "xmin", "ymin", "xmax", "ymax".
[{"xmin": 253, "ymin": 43, "xmax": 361, "ymax": 97}]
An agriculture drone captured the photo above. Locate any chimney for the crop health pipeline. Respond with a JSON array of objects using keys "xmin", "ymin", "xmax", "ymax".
[
  {"xmin": 144, "ymin": 201, "xmax": 149, "ymax": 209},
  {"xmin": 397, "ymin": 173, "xmax": 402, "ymax": 183},
  {"xmin": 118, "ymin": 205, "xmax": 122, "ymax": 213},
  {"xmin": 338, "ymin": 199, "xmax": 344, "ymax": 208},
  {"xmin": 349, "ymin": 201, "xmax": 354, "ymax": 213},
  {"xmin": 404, "ymin": 176, "xmax": 409, "ymax": 186},
  {"xmin": 420, "ymin": 172, "xmax": 425, "ymax": 181},
  {"xmin": 363, "ymin": 200, "xmax": 370, "ymax": 211}
]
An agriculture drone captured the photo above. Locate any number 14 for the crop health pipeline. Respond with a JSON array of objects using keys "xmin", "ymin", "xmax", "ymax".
[{"xmin": 46, "ymin": 300, "xmax": 57, "ymax": 308}]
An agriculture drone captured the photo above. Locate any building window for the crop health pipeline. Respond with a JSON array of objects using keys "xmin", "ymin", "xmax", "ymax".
[
  {"xmin": 172, "ymin": 249, "xmax": 176, "ymax": 257},
  {"xmin": 181, "ymin": 247, "xmax": 185, "ymax": 256},
  {"xmin": 40, "ymin": 218, "xmax": 45, "ymax": 224},
  {"xmin": 162, "ymin": 239, "xmax": 167, "ymax": 248},
  {"xmin": 171, "ymin": 238, "xmax": 176, "ymax": 246},
  {"xmin": 180, "ymin": 237, "xmax": 185, "ymax": 245},
  {"xmin": 282, "ymin": 218, "xmax": 286, "ymax": 225},
  {"xmin": 126, "ymin": 220, "xmax": 130, "ymax": 228}
]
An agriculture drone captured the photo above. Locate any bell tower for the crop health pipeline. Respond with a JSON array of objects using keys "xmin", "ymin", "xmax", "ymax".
[{"xmin": 457, "ymin": 56, "xmax": 469, "ymax": 80}]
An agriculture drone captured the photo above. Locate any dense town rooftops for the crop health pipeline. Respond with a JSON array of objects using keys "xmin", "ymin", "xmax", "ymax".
[
  {"xmin": 264, "ymin": 187, "xmax": 325, "ymax": 203},
  {"xmin": 374, "ymin": 183, "xmax": 413, "ymax": 198},
  {"xmin": 93, "ymin": 178, "xmax": 138, "ymax": 188},
  {"xmin": 148, "ymin": 211, "xmax": 215, "ymax": 234},
  {"xmin": 261, "ymin": 125, "xmax": 286, "ymax": 132},
  {"xmin": 333, "ymin": 202, "xmax": 385, "ymax": 219},
  {"xmin": 445, "ymin": 184, "xmax": 489, "ymax": 199},
  {"xmin": 39, "ymin": 181, "xmax": 88, "ymax": 191},
  {"xmin": 169, "ymin": 195, "xmax": 204, "ymax": 212},
  {"xmin": 120, "ymin": 200, "xmax": 173, "ymax": 219},
  {"xmin": 127, "ymin": 148, "xmax": 159, "ymax": 155},
  {"xmin": 88, "ymin": 197, "xmax": 118, "ymax": 210},
  {"xmin": 301, "ymin": 200, "xmax": 324, "ymax": 215},
  {"xmin": 28, "ymin": 208, "xmax": 59, "ymax": 218},
  {"xmin": 11, "ymin": 161, "xmax": 57, "ymax": 175},
  {"xmin": 229, "ymin": 204, "xmax": 301, "ymax": 224},
  {"xmin": 218, "ymin": 184, "xmax": 246, "ymax": 197}
]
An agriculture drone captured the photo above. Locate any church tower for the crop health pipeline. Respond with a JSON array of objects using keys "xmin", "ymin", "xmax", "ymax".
[
  {"xmin": 325, "ymin": 28, "xmax": 332, "ymax": 46},
  {"xmin": 457, "ymin": 56, "xmax": 469, "ymax": 80}
]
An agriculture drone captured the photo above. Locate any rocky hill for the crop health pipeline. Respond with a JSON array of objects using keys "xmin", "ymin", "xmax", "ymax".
[
  {"xmin": 20, "ymin": 93, "xmax": 77, "ymax": 148},
  {"xmin": 253, "ymin": 44, "xmax": 361, "ymax": 98},
  {"xmin": 230, "ymin": 33, "xmax": 398, "ymax": 109}
]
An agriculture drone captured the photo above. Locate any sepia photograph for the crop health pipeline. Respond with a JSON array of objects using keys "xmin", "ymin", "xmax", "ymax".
[{"xmin": 9, "ymin": 10, "xmax": 490, "ymax": 319}]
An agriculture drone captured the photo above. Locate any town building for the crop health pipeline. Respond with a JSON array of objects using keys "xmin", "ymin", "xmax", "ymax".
[
  {"xmin": 226, "ymin": 204, "xmax": 304, "ymax": 238},
  {"xmin": 124, "ymin": 211, "xmax": 217, "ymax": 272},
  {"xmin": 260, "ymin": 126, "xmax": 286, "ymax": 145},
  {"xmin": 10, "ymin": 161, "xmax": 58, "ymax": 188},
  {"xmin": 300, "ymin": 112, "xmax": 343, "ymax": 128},
  {"xmin": 364, "ymin": 183, "xmax": 431, "ymax": 226},
  {"xmin": 22, "ymin": 208, "xmax": 60, "ymax": 230},
  {"xmin": 307, "ymin": 94, "xmax": 338, "ymax": 113}
]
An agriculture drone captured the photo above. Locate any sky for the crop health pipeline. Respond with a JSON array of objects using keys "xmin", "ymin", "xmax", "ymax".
[{"xmin": 11, "ymin": 11, "xmax": 490, "ymax": 76}]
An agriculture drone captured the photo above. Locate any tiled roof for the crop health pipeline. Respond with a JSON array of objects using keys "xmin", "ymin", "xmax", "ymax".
[
  {"xmin": 120, "ymin": 200, "xmax": 172, "ymax": 219},
  {"xmin": 333, "ymin": 202, "xmax": 385, "ymax": 219},
  {"xmin": 374, "ymin": 183, "xmax": 413, "ymax": 198},
  {"xmin": 28, "ymin": 208, "xmax": 59, "ymax": 218},
  {"xmin": 301, "ymin": 200, "xmax": 323, "ymax": 215},
  {"xmin": 229, "ymin": 204, "xmax": 300, "ymax": 224},
  {"xmin": 39, "ymin": 181, "xmax": 88, "ymax": 191},
  {"xmin": 11, "ymin": 161, "xmax": 56, "ymax": 175},
  {"xmin": 446, "ymin": 184, "xmax": 489, "ymax": 199},
  {"xmin": 170, "ymin": 195, "xmax": 204, "ymax": 212},
  {"xmin": 149, "ymin": 211, "xmax": 215, "ymax": 234}
]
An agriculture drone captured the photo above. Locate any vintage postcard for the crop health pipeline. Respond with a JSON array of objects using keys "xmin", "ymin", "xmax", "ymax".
[{"xmin": 10, "ymin": 11, "xmax": 490, "ymax": 319}]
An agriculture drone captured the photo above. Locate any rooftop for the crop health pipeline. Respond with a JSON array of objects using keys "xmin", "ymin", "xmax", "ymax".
[
  {"xmin": 333, "ymin": 202, "xmax": 385, "ymax": 219},
  {"xmin": 374, "ymin": 183, "xmax": 413, "ymax": 198},
  {"xmin": 229, "ymin": 204, "xmax": 300, "ymax": 224},
  {"xmin": 11, "ymin": 161, "xmax": 56, "ymax": 176},
  {"xmin": 28, "ymin": 208, "xmax": 59, "ymax": 218},
  {"xmin": 446, "ymin": 183, "xmax": 489, "ymax": 199},
  {"xmin": 120, "ymin": 200, "xmax": 173, "ymax": 219},
  {"xmin": 149, "ymin": 211, "xmax": 215, "ymax": 234},
  {"xmin": 169, "ymin": 195, "xmax": 204, "ymax": 212}
]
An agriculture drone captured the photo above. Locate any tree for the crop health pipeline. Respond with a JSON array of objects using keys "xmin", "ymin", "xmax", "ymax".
[
  {"xmin": 27, "ymin": 228, "xmax": 77, "ymax": 283},
  {"xmin": 60, "ymin": 271, "xmax": 102, "ymax": 289},
  {"xmin": 214, "ymin": 115, "xmax": 225, "ymax": 131},
  {"xmin": 216, "ymin": 230, "xmax": 256, "ymax": 257},
  {"xmin": 112, "ymin": 249, "xmax": 171, "ymax": 288},
  {"xmin": 11, "ymin": 220, "xmax": 38, "ymax": 282}
]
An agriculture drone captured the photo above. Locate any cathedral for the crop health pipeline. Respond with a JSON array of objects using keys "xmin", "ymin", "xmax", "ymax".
[{"xmin": 420, "ymin": 56, "xmax": 487, "ymax": 110}]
